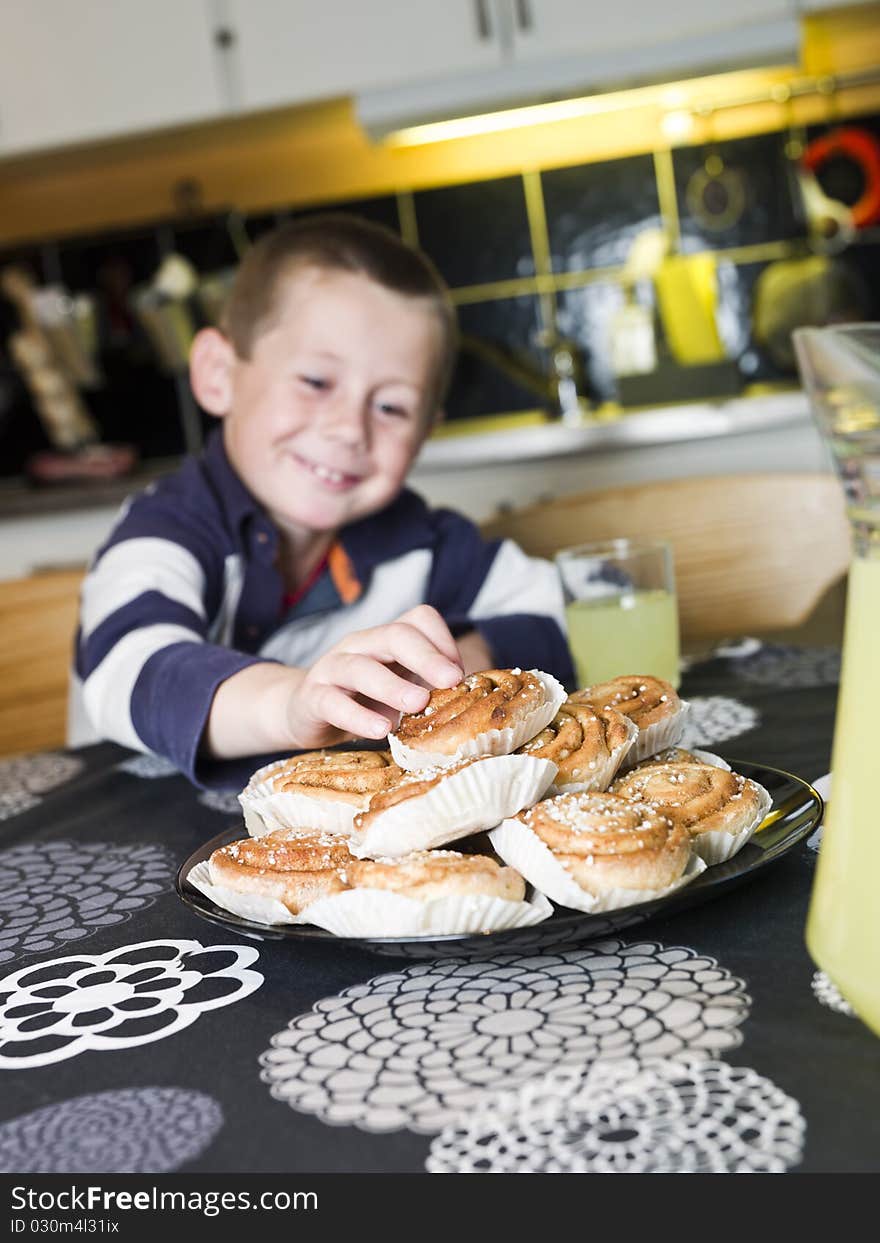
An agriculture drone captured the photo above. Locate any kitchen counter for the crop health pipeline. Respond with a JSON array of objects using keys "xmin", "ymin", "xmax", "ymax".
[
  {"xmin": 0, "ymin": 390, "xmax": 830, "ymax": 579},
  {"xmin": 416, "ymin": 390, "xmax": 812, "ymax": 470}
]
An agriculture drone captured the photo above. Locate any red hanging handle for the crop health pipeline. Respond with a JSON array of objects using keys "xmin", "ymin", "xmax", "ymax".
[{"xmin": 802, "ymin": 126, "xmax": 880, "ymax": 228}]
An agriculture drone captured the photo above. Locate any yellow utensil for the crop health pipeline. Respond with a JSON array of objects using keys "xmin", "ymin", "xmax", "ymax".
[{"xmin": 654, "ymin": 252, "xmax": 725, "ymax": 366}]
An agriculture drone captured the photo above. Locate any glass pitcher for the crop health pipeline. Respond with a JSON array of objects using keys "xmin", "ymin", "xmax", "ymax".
[{"xmin": 793, "ymin": 324, "xmax": 880, "ymax": 1035}]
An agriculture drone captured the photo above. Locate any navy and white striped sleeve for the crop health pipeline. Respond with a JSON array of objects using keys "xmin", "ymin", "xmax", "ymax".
[
  {"xmin": 74, "ymin": 492, "xmax": 261, "ymax": 779},
  {"xmin": 425, "ymin": 507, "xmax": 575, "ymax": 687}
]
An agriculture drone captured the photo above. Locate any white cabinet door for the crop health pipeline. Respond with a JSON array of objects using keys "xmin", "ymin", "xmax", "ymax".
[
  {"xmin": 224, "ymin": 0, "xmax": 505, "ymax": 114},
  {"xmin": 0, "ymin": 0, "xmax": 224, "ymax": 156},
  {"xmin": 507, "ymin": 0, "xmax": 797, "ymax": 63},
  {"xmin": 797, "ymin": 0, "xmax": 874, "ymax": 9}
]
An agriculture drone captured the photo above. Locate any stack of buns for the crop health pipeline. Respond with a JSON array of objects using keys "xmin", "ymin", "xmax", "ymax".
[{"xmin": 187, "ymin": 668, "xmax": 771, "ymax": 934}]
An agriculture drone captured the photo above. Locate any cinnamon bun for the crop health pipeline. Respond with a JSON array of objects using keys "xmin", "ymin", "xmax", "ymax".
[
  {"xmin": 347, "ymin": 849, "xmax": 526, "ymax": 903},
  {"xmin": 207, "ymin": 829, "xmax": 352, "ymax": 914},
  {"xmin": 351, "ymin": 752, "xmax": 557, "ymax": 858},
  {"xmin": 489, "ymin": 790, "xmax": 696, "ymax": 911},
  {"xmin": 518, "ymin": 699, "xmax": 638, "ymax": 793},
  {"xmin": 624, "ymin": 747, "xmax": 731, "ymax": 773},
  {"xmin": 610, "ymin": 761, "xmax": 771, "ymax": 863},
  {"xmin": 571, "ymin": 675, "xmax": 688, "ymax": 763},
  {"xmin": 388, "ymin": 667, "xmax": 566, "ymax": 770},
  {"xmin": 239, "ymin": 749, "xmax": 403, "ymax": 837}
]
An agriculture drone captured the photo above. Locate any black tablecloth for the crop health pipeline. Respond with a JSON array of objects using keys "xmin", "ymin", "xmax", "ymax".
[{"xmin": 1, "ymin": 641, "xmax": 877, "ymax": 1174}]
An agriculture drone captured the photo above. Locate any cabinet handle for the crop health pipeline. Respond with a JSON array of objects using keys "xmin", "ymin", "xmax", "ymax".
[
  {"xmin": 214, "ymin": 26, "xmax": 236, "ymax": 49},
  {"xmin": 474, "ymin": 0, "xmax": 492, "ymax": 40},
  {"xmin": 514, "ymin": 0, "xmax": 533, "ymax": 31}
]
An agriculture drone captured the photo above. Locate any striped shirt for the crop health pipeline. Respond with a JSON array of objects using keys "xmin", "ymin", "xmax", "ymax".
[{"xmin": 72, "ymin": 429, "xmax": 574, "ymax": 787}]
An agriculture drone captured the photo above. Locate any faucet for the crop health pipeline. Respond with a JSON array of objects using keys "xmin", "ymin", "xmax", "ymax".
[{"xmin": 458, "ymin": 330, "xmax": 592, "ymax": 425}]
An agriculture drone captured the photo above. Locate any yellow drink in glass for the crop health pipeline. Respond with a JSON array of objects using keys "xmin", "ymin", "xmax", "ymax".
[
  {"xmin": 793, "ymin": 323, "xmax": 880, "ymax": 1036},
  {"xmin": 565, "ymin": 588, "xmax": 681, "ymax": 688},
  {"xmin": 806, "ymin": 549, "xmax": 880, "ymax": 1035},
  {"xmin": 557, "ymin": 538, "xmax": 681, "ymax": 691}
]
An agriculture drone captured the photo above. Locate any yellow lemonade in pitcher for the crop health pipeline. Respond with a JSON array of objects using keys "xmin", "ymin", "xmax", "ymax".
[
  {"xmin": 806, "ymin": 549, "xmax": 880, "ymax": 1035},
  {"xmin": 565, "ymin": 588, "xmax": 681, "ymax": 688}
]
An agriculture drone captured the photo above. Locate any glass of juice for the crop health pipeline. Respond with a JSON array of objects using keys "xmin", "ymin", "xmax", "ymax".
[
  {"xmin": 793, "ymin": 324, "xmax": 880, "ymax": 1037},
  {"xmin": 555, "ymin": 538, "xmax": 680, "ymax": 689}
]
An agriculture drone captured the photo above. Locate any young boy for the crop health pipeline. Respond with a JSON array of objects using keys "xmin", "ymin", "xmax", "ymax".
[{"xmin": 72, "ymin": 215, "xmax": 573, "ymax": 787}]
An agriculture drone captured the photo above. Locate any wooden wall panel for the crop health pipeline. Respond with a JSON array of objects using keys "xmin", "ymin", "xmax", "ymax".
[{"xmin": 0, "ymin": 569, "xmax": 84, "ymax": 756}]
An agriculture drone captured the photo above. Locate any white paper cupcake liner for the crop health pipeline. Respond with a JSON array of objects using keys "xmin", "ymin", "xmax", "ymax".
[
  {"xmin": 388, "ymin": 669, "xmax": 567, "ymax": 771},
  {"xmin": 549, "ymin": 716, "xmax": 640, "ymax": 796},
  {"xmin": 300, "ymin": 887, "xmax": 553, "ymax": 937},
  {"xmin": 189, "ymin": 860, "xmax": 299, "ymax": 924},
  {"xmin": 690, "ymin": 779, "xmax": 773, "ymax": 866},
  {"xmin": 238, "ymin": 758, "xmax": 358, "ymax": 838},
  {"xmin": 624, "ymin": 699, "xmax": 690, "ymax": 765},
  {"xmin": 351, "ymin": 753, "xmax": 557, "ymax": 859},
  {"xmin": 488, "ymin": 818, "xmax": 706, "ymax": 914},
  {"xmin": 186, "ymin": 860, "xmax": 553, "ymax": 937}
]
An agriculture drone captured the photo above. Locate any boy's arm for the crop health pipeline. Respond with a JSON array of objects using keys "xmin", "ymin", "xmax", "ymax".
[
  {"xmin": 76, "ymin": 511, "xmax": 267, "ymax": 781},
  {"xmin": 425, "ymin": 507, "xmax": 575, "ymax": 685},
  {"xmin": 204, "ymin": 605, "xmax": 463, "ymax": 759}
]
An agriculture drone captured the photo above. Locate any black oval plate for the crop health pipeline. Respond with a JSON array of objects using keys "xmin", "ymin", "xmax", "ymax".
[{"xmin": 176, "ymin": 759, "xmax": 822, "ymax": 959}]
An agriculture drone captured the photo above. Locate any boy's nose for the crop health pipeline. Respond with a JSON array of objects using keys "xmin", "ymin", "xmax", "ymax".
[{"xmin": 323, "ymin": 398, "xmax": 370, "ymax": 448}]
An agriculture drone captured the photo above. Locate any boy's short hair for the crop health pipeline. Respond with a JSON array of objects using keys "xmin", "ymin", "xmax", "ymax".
[{"xmin": 222, "ymin": 212, "xmax": 458, "ymax": 411}]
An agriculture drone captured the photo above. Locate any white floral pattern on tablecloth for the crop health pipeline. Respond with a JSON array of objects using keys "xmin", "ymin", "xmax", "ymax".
[
  {"xmin": 0, "ymin": 754, "xmax": 85, "ymax": 822},
  {"xmin": 427, "ymin": 1055, "xmax": 805, "ymax": 1173},
  {"xmin": 198, "ymin": 790, "xmax": 242, "ymax": 815},
  {"xmin": 0, "ymin": 1087, "xmax": 224, "ymax": 1172},
  {"xmin": 116, "ymin": 755, "xmax": 178, "ymax": 779},
  {"xmin": 260, "ymin": 940, "xmax": 750, "ymax": 1134},
  {"xmin": 724, "ymin": 644, "xmax": 840, "ymax": 689},
  {"xmin": 713, "ymin": 638, "xmax": 764, "ymax": 660},
  {"xmin": 0, "ymin": 939, "xmax": 262, "ymax": 1068},
  {"xmin": 679, "ymin": 697, "xmax": 759, "ymax": 749},
  {"xmin": 811, "ymin": 971, "xmax": 854, "ymax": 1016},
  {"xmin": 0, "ymin": 842, "xmax": 175, "ymax": 966}
]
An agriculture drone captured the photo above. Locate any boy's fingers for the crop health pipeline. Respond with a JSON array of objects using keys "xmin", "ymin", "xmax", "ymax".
[
  {"xmin": 309, "ymin": 683, "xmax": 392, "ymax": 740},
  {"xmin": 346, "ymin": 622, "xmax": 462, "ymax": 689},
  {"xmin": 328, "ymin": 653, "xmax": 430, "ymax": 714},
  {"xmin": 396, "ymin": 604, "xmax": 463, "ymax": 667}
]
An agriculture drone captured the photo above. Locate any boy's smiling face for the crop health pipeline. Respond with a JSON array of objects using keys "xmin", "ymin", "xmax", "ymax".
[{"xmin": 211, "ymin": 265, "xmax": 443, "ymax": 540}]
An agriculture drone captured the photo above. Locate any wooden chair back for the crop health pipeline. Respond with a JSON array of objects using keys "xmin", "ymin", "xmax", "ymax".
[
  {"xmin": 481, "ymin": 473, "xmax": 851, "ymax": 642},
  {"xmin": 0, "ymin": 568, "xmax": 84, "ymax": 757}
]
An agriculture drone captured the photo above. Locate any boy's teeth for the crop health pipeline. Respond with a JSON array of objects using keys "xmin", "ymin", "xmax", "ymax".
[{"xmin": 312, "ymin": 463, "xmax": 345, "ymax": 483}]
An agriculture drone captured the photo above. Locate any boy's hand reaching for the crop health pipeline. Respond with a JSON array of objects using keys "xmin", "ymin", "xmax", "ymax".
[
  {"xmin": 289, "ymin": 604, "xmax": 464, "ymax": 748},
  {"xmin": 204, "ymin": 605, "xmax": 469, "ymax": 760}
]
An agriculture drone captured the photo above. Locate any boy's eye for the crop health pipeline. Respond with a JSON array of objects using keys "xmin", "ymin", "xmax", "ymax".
[
  {"xmin": 299, "ymin": 375, "xmax": 328, "ymax": 390},
  {"xmin": 376, "ymin": 401, "xmax": 410, "ymax": 419}
]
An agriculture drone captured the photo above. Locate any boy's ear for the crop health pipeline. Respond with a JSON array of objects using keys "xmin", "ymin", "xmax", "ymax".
[{"xmin": 189, "ymin": 328, "xmax": 236, "ymax": 417}]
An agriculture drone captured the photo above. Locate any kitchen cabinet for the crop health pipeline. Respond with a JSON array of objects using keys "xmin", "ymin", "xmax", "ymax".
[
  {"xmin": 797, "ymin": 1, "xmax": 876, "ymax": 9},
  {"xmin": 353, "ymin": 0, "xmax": 801, "ymax": 140},
  {"xmin": 507, "ymin": 0, "xmax": 797, "ymax": 64},
  {"xmin": 221, "ymin": 1, "xmax": 504, "ymax": 114},
  {"xmin": 0, "ymin": 0, "xmax": 224, "ymax": 156}
]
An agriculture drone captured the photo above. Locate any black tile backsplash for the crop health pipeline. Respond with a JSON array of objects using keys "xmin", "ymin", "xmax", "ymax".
[
  {"xmin": 543, "ymin": 154, "xmax": 662, "ymax": 272},
  {"xmin": 58, "ymin": 228, "xmax": 162, "ymax": 295},
  {"xmin": 447, "ymin": 296, "xmax": 545, "ymax": 421},
  {"xmin": 3, "ymin": 113, "xmax": 880, "ymax": 482},
  {"xmin": 673, "ymin": 132, "xmax": 805, "ymax": 253},
  {"xmin": 413, "ymin": 177, "xmax": 533, "ymax": 288},
  {"xmin": 287, "ymin": 195, "xmax": 400, "ymax": 234},
  {"xmin": 172, "ymin": 216, "xmax": 243, "ymax": 272},
  {"xmin": 245, "ymin": 211, "xmax": 286, "ymax": 241},
  {"xmin": 556, "ymin": 280, "xmax": 629, "ymax": 404}
]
